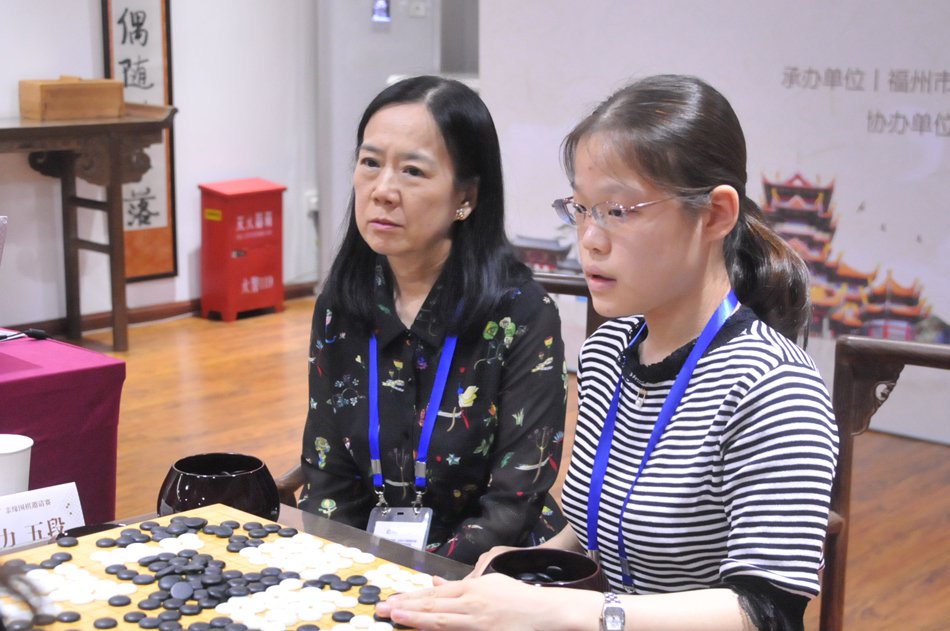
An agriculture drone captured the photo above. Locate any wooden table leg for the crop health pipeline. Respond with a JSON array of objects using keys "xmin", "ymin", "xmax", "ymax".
[
  {"xmin": 106, "ymin": 135, "xmax": 129, "ymax": 352},
  {"xmin": 59, "ymin": 152, "xmax": 82, "ymax": 341}
]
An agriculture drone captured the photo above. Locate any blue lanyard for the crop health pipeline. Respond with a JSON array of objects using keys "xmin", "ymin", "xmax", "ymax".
[
  {"xmin": 586, "ymin": 291, "xmax": 739, "ymax": 589},
  {"xmin": 369, "ymin": 332, "xmax": 457, "ymax": 507}
]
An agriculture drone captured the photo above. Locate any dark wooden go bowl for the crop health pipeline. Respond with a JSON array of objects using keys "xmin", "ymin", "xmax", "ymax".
[
  {"xmin": 157, "ymin": 452, "xmax": 280, "ymax": 520},
  {"xmin": 487, "ymin": 548, "xmax": 606, "ymax": 591}
]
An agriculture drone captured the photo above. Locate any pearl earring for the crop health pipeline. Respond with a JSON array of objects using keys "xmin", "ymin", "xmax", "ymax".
[{"xmin": 455, "ymin": 208, "xmax": 466, "ymax": 221}]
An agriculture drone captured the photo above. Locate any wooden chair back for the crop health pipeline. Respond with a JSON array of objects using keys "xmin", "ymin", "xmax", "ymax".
[{"xmin": 820, "ymin": 334, "xmax": 950, "ymax": 630}]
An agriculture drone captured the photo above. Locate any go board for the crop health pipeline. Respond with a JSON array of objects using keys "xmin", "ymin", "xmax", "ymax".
[{"xmin": 0, "ymin": 504, "xmax": 432, "ymax": 630}]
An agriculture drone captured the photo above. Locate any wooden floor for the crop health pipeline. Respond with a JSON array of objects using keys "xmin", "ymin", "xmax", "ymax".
[{"xmin": 85, "ymin": 296, "xmax": 950, "ymax": 630}]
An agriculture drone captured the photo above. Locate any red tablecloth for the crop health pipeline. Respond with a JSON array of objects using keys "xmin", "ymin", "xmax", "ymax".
[{"xmin": 0, "ymin": 335, "xmax": 125, "ymax": 524}]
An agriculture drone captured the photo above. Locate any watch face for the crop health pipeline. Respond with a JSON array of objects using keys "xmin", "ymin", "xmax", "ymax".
[{"xmin": 604, "ymin": 609, "xmax": 624, "ymax": 631}]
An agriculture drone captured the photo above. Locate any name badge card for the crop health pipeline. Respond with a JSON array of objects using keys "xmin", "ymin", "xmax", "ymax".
[
  {"xmin": 367, "ymin": 506, "xmax": 433, "ymax": 551},
  {"xmin": 0, "ymin": 482, "xmax": 84, "ymax": 551}
]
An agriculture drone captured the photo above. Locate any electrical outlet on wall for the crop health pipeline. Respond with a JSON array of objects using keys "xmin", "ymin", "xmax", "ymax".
[{"xmin": 408, "ymin": 0, "xmax": 428, "ymax": 18}]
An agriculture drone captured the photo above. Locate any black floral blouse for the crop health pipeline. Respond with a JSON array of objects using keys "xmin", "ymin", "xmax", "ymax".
[{"xmin": 298, "ymin": 265, "xmax": 567, "ymax": 564}]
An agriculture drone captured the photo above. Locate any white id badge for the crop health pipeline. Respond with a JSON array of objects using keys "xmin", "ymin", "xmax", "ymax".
[{"xmin": 367, "ymin": 506, "xmax": 434, "ymax": 550}]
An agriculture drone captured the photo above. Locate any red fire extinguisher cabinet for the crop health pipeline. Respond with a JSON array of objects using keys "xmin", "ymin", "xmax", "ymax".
[{"xmin": 199, "ymin": 178, "xmax": 286, "ymax": 321}]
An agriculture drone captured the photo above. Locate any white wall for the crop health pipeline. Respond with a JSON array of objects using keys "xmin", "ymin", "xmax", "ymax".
[
  {"xmin": 314, "ymin": 0, "xmax": 441, "ymax": 280},
  {"xmin": 479, "ymin": 0, "xmax": 950, "ymax": 444},
  {"xmin": 0, "ymin": 0, "xmax": 320, "ymax": 325}
]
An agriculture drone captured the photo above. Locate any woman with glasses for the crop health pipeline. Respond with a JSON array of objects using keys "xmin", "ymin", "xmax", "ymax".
[
  {"xmin": 376, "ymin": 74, "xmax": 838, "ymax": 631},
  {"xmin": 297, "ymin": 76, "xmax": 568, "ymax": 564}
]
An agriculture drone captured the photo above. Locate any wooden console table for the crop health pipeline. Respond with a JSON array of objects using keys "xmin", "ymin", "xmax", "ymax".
[{"xmin": 0, "ymin": 103, "xmax": 177, "ymax": 351}]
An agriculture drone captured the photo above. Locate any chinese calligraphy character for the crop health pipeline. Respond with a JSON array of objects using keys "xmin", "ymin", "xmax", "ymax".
[
  {"xmin": 935, "ymin": 113, "xmax": 950, "ymax": 137},
  {"xmin": 781, "ymin": 67, "xmax": 800, "ymax": 89},
  {"xmin": 0, "ymin": 528, "xmax": 15, "ymax": 549},
  {"xmin": 909, "ymin": 71, "xmax": 933, "ymax": 93},
  {"xmin": 118, "ymin": 56, "xmax": 155, "ymax": 90},
  {"xmin": 889, "ymin": 70, "xmax": 910, "ymax": 93},
  {"xmin": 867, "ymin": 110, "xmax": 887, "ymax": 134},
  {"xmin": 845, "ymin": 68, "xmax": 866, "ymax": 91},
  {"xmin": 800, "ymin": 67, "xmax": 822, "ymax": 89},
  {"xmin": 935, "ymin": 71, "xmax": 950, "ymax": 94},
  {"xmin": 126, "ymin": 187, "xmax": 159, "ymax": 227},
  {"xmin": 117, "ymin": 8, "xmax": 149, "ymax": 46},
  {"xmin": 911, "ymin": 113, "xmax": 933, "ymax": 134},
  {"xmin": 823, "ymin": 68, "xmax": 843, "ymax": 89}
]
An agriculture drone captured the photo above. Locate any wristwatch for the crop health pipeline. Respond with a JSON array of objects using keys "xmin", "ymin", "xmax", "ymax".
[{"xmin": 601, "ymin": 591, "xmax": 625, "ymax": 631}]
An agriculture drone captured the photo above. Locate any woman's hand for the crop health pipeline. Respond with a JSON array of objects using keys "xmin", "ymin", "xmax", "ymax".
[
  {"xmin": 375, "ymin": 574, "xmax": 599, "ymax": 631},
  {"xmin": 466, "ymin": 545, "xmax": 519, "ymax": 578}
]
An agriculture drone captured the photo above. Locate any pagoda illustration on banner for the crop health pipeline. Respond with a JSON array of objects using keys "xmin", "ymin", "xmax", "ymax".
[{"xmin": 761, "ymin": 172, "xmax": 947, "ymax": 343}]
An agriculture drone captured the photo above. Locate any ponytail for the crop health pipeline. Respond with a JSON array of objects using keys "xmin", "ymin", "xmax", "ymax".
[{"xmin": 727, "ymin": 197, "xmax": 811, "ymax": 341}]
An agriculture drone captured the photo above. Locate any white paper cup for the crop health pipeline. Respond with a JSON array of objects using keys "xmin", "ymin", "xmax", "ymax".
[{"xmin": 0, "ymin": 434, "xmax": 34, "ymax": 496}]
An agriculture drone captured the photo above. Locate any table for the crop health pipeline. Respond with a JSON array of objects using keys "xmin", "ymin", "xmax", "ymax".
[
  {"xmin": 0, "ymin": 103, "xmax": 177, "ymax": 351},
  {"xmin": 0, "ymin": 334, "xmax": 125, "ymax": 524},
  {"xmin": 1, "ymin": 504, "xmax": 472, "ymax": 630}
]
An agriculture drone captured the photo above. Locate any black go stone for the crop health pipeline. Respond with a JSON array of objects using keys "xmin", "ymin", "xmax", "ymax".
[
  {"xmin": 216, "ymin": 525, "xmax": 235, "ymax": 538},
  {"xmin": 149, "ymin": 590, "xmax": 170, "ymax": 601},
  {"xmin": 220, "ymin": 520, "xmax": 240, "ymax": 529},
  {"xmin": 94, "ymin": 618, "xmax": 118, "ymax": 629},
  {"xmin": 359, "ymin": 584, "xmax": 382, "ymax": 595},
  {"xmin": 138, "ymin": 599, "xmax": 162, "ymax": 610},
  {"xmin": 139, "ymin": 521, "xmax": 160, "ymax": 531},
  {"xmin": 330, "ymin": 579, "xmax": 352, "ymax": 591},
  {"xmin": 158, "ymin": 611, "xmax": 181, "ymax": 622},
  {"xmin": 226, "ymin": 586, "xmax": 248, "ymax": 597},
  {"xmin": 358, "ymin": 592, "xmax": 380, "ymax": 605},
  {"xmin": 115, "ymin": 535, "xmax": 135, "ymax": 547},
  {"xmin": 296, "ymin": 626, "xmax": 321, "ymax": 631},
  {"xmin": 246, "ymin": 538, "xmax": 264, "ymax": 547},
  {"xmin": 165, "ymin": 523, "xmax": 188, "ymax": 536},
  {"xmin": 259, "ymin": 575, "xmax": 280, "ymax": 587},
  {"xmin": 122, "ymin": 528, "xmax": 141, "ymax": 537},
  {"xmin": 222, "ymin": 570, "xmax": 243, "ymax": 580},
  {"xmin": 5, "ymin": 620, "xmax": 31, "ymax": 631},
  {"xmin": 247, "ymin": 582, "xmax": 266, "ymax": 593},
  {"xmin": 95, "ymin": 537, "xmax": 117, "ymax": 548},
  {"xmin": 187, "ymin": 624, "xmax": 211, "ymax": 631},
  {"xmin": 246, "ymin": 528, "xmax": 268, "ymax": 539},
  {"xmin": 124, "ymin": 611, "xmax": 147, "ymax": 623},
  {"xmin": 277, "ymin": 527, "xmax": 298, "ymax": 537},
  {"xmin": 138, "ymin": 618, "xmax": 161, "ymax": 629},
  {"xmin": 131, "ymin": 531, "xmax": 152, "ymax": 543},
  {"xmin": 158, "ymin": 622, "xmax": 182, "ymax": 631},
  {"xmin": 178, "ymin": 549, "xmax": 199, "ymax": 558},
  {"xmin": 223, "ymin": 625, "xmax": 248, "ymax": 631},
  {"xmin": 179, "ymin": 604, "xmax": 202, "ymax": 616},
  {"xmin": 182, "ymin": 517, "xmax": 208, "ymax": 530},
  {"xmin": 346, "ymin": 574, "xmax": 368, "ymax": 586},
  {"xmin": 279, "ymin": 571, "xmax": 300, "ymax": 580},
  {"xmin": 50, "ymin": 552, "xmax": 72, "ymax": 563},
  {"xmin": 56, "ymin": 611, "xmax": 81, "ymax": 623},
  {"xmin": 303, "ymin": 579, "xmax": 325, "ymax": 589},
  {"xmin": 56, "ymin": 536, "xmax": 78, "ymax": 547},
  {"xmin": 40, "ymin": 559, "xmax": 60, "ymax": 569},
  {"xmin": 198, "ymin": 597, "xmax": 219, "ymax": 609},
  {"xmin": 158, "ymin": 575, "xmax": 180, "ymax": 591},
  {"xmin": 116, "ymin": 568, "xmax": 139, "ymax": 580},
  {"xmin": 225, "ymin": 542, "xmax": 245, "ymax": 553},
  {"xmin": 262, "ymin": 523, "xmax": 280, "ymax": 533},
  {"xmin": 108, "ymin": 594, "xmax": 132, "ymax": 607},
  {"xmin": 157, "ymin": 552, "xmax": 177, "ymax": 561},
  {"xmin": 163, "ymin": 598, "xmax": 185, "ymax": 610},
  {"xmin": 139, "ymin": 555, "xmax": 160, "ymax": 566},
  {"xmin": 32, "ymin": 613, "xmax": 56, "ymax": 625},
  {"xmin": 209, "ymin": 617, "xmax": 233, "ymax": 628},
  {"xmin": 133, "ymin": 574, "xmax": 157, "ymax": 586},
  {"xmin": 170, "ymin": 581, "xmax": 195, "ymax": 600},
  {"xmin": 331, "ymin": 610, "xmax": 354, "ymax": 623}
]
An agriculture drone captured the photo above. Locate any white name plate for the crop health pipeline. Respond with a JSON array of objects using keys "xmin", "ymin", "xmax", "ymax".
[{"xmin": 0, "ymin": 482, "xmax": 85, "ymax": 551}]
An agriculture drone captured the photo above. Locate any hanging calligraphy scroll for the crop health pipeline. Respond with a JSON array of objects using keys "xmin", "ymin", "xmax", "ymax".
[{"xmin": 102, "ymin": 0, "xmax": 177, "ymax": 281}]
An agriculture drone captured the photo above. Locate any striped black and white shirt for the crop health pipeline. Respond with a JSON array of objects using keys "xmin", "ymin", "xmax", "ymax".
[{"xmin": 561, "ymin": 307, "xmax": 838, "ymax": 598}]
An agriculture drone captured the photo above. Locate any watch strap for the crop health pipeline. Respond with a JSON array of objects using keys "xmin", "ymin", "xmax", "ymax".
[{"xmin": 601, "ymin": 591, "xmax": 625, "ymax": 631}]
